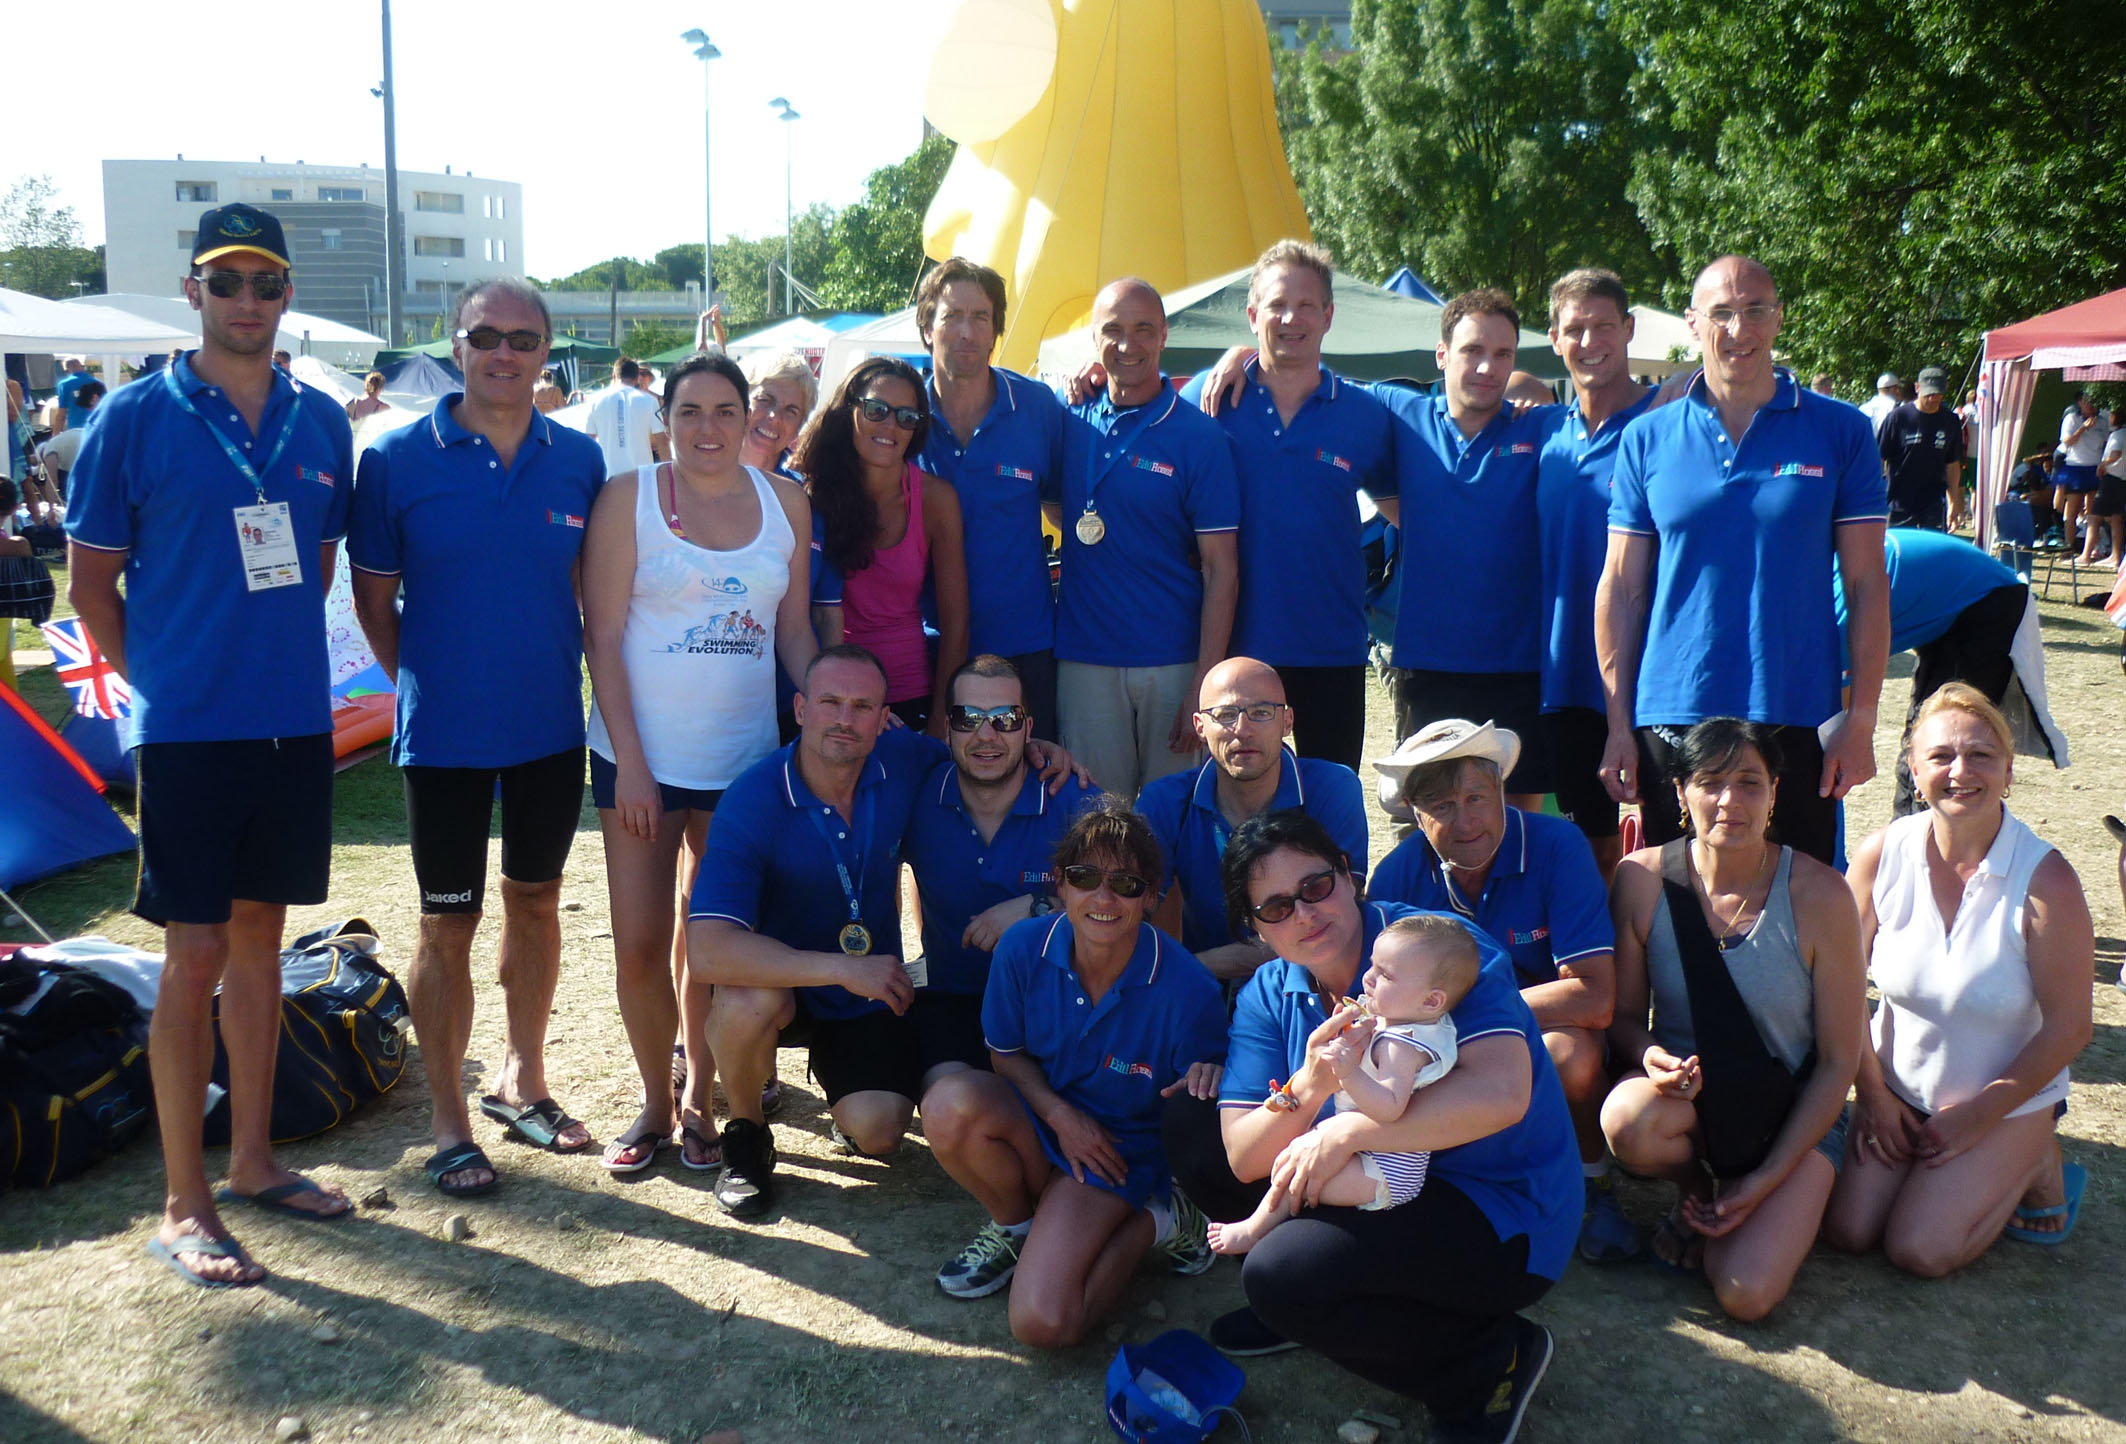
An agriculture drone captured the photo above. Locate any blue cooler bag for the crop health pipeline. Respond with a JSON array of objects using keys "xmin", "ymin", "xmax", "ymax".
[{"xmin": 1105, "ymin": 1329, "xmax": 1249, "ymax": 1443}]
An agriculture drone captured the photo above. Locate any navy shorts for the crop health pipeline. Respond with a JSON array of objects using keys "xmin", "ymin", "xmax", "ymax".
[
  {"xmin": 133, "ymin": 734, "xmax": 334, "ymax": 926},
  {"xmin": 402, "ymin": 747, "xmax": 584, "ymax": 913},
  {"xmin": 805, "ymin": 990, "xmax": 988, "ymax": 1105},
  {"xmin": 2058, "ymin": 462, "xmax": 2100, "ymax": 494},
  {"xmin": 587, "ymin": 750, "xmax": 724, "ymax": 814},
  {"xmin": 1537, "ymin": 705, "xmax": 1619, "ymax": 840}
]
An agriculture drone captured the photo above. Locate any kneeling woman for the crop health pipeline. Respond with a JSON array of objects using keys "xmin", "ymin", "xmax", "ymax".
[
  {"xmin": 1823, "ymin": 685, "xmax": 2093, "ymax": 1270},
  {"xmin": 1601, "ymin": 718, "xmax": 1865, "ymax": 1321},
  {"xmin": 1168, "ymin": 811, "xmax": 1580, "ymax": 1441},
  {"xmin": 924, "ymin": 797, "xmax": 1226, "ymax": 1347}
]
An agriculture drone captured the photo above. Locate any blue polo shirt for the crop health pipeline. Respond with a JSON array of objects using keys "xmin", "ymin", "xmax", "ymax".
[
  {"xmin": 918, "ymin": 368, "xmax": 1062, "ymax": 658},
  {"xmin": 983, "ymin": 914, "xmax": 1226, "ymax": 1202},
  {"xmin": 1178, "ymin": 363, "xmax": 1397, "ymax": 667},
  {"xmin": 55, "ymin": 371, "xmax": 92, "ymax": 429},
  {"xmin": 347, "ymin": 396, "xmax": 606, "ymax": 767},
  {"xmin": 1534, "ymin": 388, "xmax": 1657, "ymax": 714},
  {"xmin": 1609, "ymin": 369, "xmax": 1887, "ymax": 729},
  {"xmin": 1219, "ymin": 901, "xmax": 1580, "ymax": 1279},
  {"xmin": 1373, "ymin": 388, "xmax": 1553, "ymax": 673},
  {"xmin": 65, "ymin": 354, "xmax": 354, "ymax": 745},
  {"xmin": 1137, "ymin": 751, "xmax": 1370, "ymax": 953},
  {"xmin": 689, "ymin": 728, "xmax": 948, "ymax": 1020},
  {"xmin": 904, "ymin": 765, "xmax": 1103, "ymax": 995},
  {"xmin": 1368, "ymin": 808, "xmax": 1613, "ymax": 987},
  {"xmin": 1833, "ymin": 527, "xmax": 2022, "ymax": 661},
  {"xmin": 1052, "ymin": 383, "xmax": 1241, "ymax": 667}
]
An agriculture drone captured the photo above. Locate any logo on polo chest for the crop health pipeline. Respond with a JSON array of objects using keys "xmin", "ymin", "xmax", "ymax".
[
  {"xmin": 1495, "ymin": 442, "xmax": 1536, "ymax": 457},
  {"xmin": 295, "ymin": 466, "xmax": 335, "ymax": 487},
  {"xmin": 1104, "ymin": 1054, "xmax": 1155, "ymax": 1080},
  {"xmin": 1315, "ymin": 449, "xmax": 1353, "ymax": 473},
  {"xmin": 1773, "ymin": 463, "xmax": 1826, "ymax": 478},
  {"xmin": 996, "ymin": 464, "xmax": 1037, "ymax": 481},
  {"xmin": 1130, "ymin": 455, "xmax": 1176, "ymax": 477},
  {"xmin": 547, "ymin": 510, "xmax": 585, "ymax": 528}
]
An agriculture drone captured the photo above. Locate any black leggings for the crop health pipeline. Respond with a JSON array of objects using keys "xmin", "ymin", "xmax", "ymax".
[{"xmin": 1164, "ymin": 1093, "xmax": 1554, "ymax": 1426}]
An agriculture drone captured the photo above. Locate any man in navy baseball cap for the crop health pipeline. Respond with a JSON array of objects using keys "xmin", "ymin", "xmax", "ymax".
[{"xmin": 190, "ymin": 202, "xmax": 292, "ymax": 271}]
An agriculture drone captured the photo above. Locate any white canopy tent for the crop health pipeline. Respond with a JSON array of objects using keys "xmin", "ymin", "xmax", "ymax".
[
  {"xmin": 64, "ymin": 293, "xmax": 386, "ymax": 370},
  {"xmin": 1626, "ymin": 305, "xmax": 1700, "ymax": 378},
  {"xmin": 1, "ymin": 287, "xmax": 197, "ymax": 407},
  {"xmin": 818, "ymin": 308, "xmax": 930, "ymax": 395}
]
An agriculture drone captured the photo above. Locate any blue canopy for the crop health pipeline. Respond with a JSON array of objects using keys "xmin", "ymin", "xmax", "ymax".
[
  {"xmin": 1382, "ymin": 267, "xmax": 1446, "ymax": 306},
  {"xmin": 376, "ymin": 352, "xmax": 462, "ymax": 397}
]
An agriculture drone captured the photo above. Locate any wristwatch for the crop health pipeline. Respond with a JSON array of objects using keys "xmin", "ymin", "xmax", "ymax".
[{"xmin": 1029, "ymin": 893, "xmax": 1055, "ymax": 917}]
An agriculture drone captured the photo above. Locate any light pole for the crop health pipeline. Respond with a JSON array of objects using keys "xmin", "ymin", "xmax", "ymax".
[
  {"xmin": 681, "ymin": 29, "xmax": 720, "ymax": 305},
  {"xmin": 769, "ymin": 97, "xmax": 800, "ymax": 316}
]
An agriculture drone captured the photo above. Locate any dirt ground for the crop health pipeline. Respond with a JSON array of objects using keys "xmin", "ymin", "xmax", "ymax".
[{"xmin": 3, "ymin": 578, "xmax": 2123, "ymax": 1444}]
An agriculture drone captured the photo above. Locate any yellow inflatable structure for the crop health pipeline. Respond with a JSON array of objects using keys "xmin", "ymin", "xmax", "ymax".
[{"xmin": 921, "ymin": 0, "xmax": 1313, "ymax": 374}]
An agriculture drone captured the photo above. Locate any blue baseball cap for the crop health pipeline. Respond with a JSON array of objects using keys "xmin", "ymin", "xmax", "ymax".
[{"xmin": 191, "ymin": 203, "xmax": 291, "ymax": 270}]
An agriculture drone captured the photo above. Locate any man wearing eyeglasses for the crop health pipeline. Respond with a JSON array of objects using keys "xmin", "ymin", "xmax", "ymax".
[
  {"xmin": 66, "ymin": 202, "xmax": 358, "ymax": 1286},
  {"xmin": 1136, "ymin": 657, "xmax": 1368, "ymax": 980},
  {"xmin": 585, "ymin": 356, "xmax": 668, "ymax": 478},
  {"xmin": 1596, "ymin": 254, "xmax": 1890, "ymax": 865},
  {"xmin": 349, "ymin": 277, "xmax": 609, "ymax": 1197}
]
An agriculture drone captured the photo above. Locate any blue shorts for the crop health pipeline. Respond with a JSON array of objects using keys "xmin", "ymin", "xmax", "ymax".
[
  {"xmin": 134, "ymin": 734, "xmax": 334, "ymax": 926},
  {"xmin": 2058, "ymin": 463, "xmax": 2101, "ymax": 493},
  {"xmin": 1018, "ymin": 1094, "xmax": 1166, "ymax": 1210},
  {"xmin": 588, "ymin": 749, "xmax": 724, "ymax": 814}
]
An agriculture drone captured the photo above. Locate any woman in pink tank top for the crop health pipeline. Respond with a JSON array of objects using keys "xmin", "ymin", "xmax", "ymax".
[{"xmin": 793, "ymin": 357, "xmax": 969, "ymax": 733}]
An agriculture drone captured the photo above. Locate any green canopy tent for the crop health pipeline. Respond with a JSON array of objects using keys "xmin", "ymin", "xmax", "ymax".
[{"xmin": 1035, "ymin": 266, "xmax": 1561, "ymax": 384}]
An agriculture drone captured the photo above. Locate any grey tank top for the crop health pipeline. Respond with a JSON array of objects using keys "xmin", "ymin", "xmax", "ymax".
[{"xmin": 1645, "ymin": 847, "xmax": 1814, "ymax": 1071}]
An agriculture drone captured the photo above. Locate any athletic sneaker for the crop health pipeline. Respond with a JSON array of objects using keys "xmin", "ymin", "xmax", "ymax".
[
  {"xmin": 1428, "ymin": 1318, "xmax": 1554, "ymax": 1444},
  {"xmin": 1577, "ymin": 1175, "xmax": 1638, "ymax": 1263},
  {"xmin": 935, "ymin": 1220, "xmax": 1024, "ymax": 1299},
  {"xmin": 1208, "ymin": 1306, "xmax": 1300, "ymax": 1357},
  {"xmin": 713, "ymin": 1118, "xmax": 776, "ymax": 1219},
  {"xmin": 1157, "ymin": 1186, "xmax": 1215, "ymax": 1276}
]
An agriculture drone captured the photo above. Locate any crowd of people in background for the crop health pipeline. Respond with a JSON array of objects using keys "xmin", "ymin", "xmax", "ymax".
[{"xmin": 19, "ymin": 197, "xmax": 2113, "ymax": 1444}]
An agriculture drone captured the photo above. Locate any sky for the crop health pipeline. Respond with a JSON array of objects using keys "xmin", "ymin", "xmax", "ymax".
[{"xmin": 8, "ymin": 0, "xmax": 948, "ymax": 280}]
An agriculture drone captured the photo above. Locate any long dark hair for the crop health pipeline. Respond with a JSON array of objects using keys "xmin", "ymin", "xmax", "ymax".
[{"xmin": 792, "ymin": 356, "xmax": 929, "ymax": 574}]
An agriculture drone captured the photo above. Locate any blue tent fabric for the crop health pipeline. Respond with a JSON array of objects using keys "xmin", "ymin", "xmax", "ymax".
[
  {"xmin": 1383, "ymin": 267, "xmax": 1447, "ymax": 306},
  {"xmin": 59, "ymin": 712, "xmax": 134, "ymax": 789},
  {"xmin": 376, "ymin": 352, "xmax": 462, "ymax": 397},
  {"xmin": 0, "ymin": 686, "xmax": 135, "ymax": 890}
]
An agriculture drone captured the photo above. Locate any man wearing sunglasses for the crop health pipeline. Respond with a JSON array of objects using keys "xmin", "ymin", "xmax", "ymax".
[
  {"xmin": 1597, "ymin": 255, "xmax": 1889, "ymax": 866},
  {"xmin": 349, "ymin": 277, "xmax": 610, "ymax": 1196},
  {"xmin": 1137, "ymin": 657, "xmax": 1368, "ymax": 980},
  {"xmin": 66, "ymin": 202, "xmax": 358, "ymax": 1286}
]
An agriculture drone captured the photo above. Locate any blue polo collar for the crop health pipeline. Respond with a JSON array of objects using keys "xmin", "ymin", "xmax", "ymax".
[
  {"xmin": 1683, "ymin": 366, "xmax": 1801, "ymax": 414},
  {"xmin": 934, "ymin": 761, "xmax": 1049, "ymax": 820},
  {"xmin": 1566, "ymin": 384, "xmax": 1657, "ymax": 438},
  {"xmin": 778, "ymin": 743, "xmax": 889, "ymax": 812},
  {"xmin": 1186, "ymin": 748, "xmax": 1305, "ymax": 817},
  {"xmin": 1242, "ymin": 357, "xmax": 1341, "ymax": 406},
  {"xmin": 1092, "ymin": 383, "xmax": 1181, "ymax": 428},
  {"xmin": 1034, "ymin": 915, "xmax": 1167, "ymax": 989},
  {"xmin": 427, "ymin": 391, "xmax": 557, "ymax": 450},
  {"xmin": 171, "ymin": 351, "xmax": 297, "ymax": 407}
]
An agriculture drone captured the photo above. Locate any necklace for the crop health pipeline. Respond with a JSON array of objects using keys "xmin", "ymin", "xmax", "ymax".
[{"xmin": 1694, "ymin": 839, "xmax": 1774, "ymax": 946}]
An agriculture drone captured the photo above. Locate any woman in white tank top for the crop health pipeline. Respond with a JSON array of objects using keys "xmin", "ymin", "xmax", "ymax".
[
  {"xmin": 1824, "ymin": 684, "xmax": 2094, "ymax": 1274},
  {"xmin": 582, "ymin": 353, "xmax": 821, "ymax": 1174}
]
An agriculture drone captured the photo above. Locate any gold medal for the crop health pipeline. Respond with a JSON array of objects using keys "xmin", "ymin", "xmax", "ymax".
[
  {"xmin": 1075, "ymin": 509, "xmax": 1107, "ymax": 545},
  {"xmin": 838, "ymin": 922, "xmax": 873, "ymax": 956}
]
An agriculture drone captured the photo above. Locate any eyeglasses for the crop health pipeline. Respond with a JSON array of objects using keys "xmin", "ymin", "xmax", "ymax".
[
  {"xmin": 1693, "ymin": 303, "xmax": 1780, "ymax": 333},
  {"xmin": 198, "ymin": 270, "xmax": 288, "ymax": 301},
  {"xmin": 856, "ymin": 397, "xmax": 925, "ymax": 429},
  {"xmin": 456, "ymin": 327, "xmax": 548, "ymax": 353},
  {"xmin": 1060, "ymin": 864, "xmax": 1151, "ymax": 899},
  {"xmin": 1197, "ymin": 701, "xmax": 1289, "ymax": 730},
  {"xmin": 1249, "ymin": 867, "xmax": 1338, "ymax": 924},
  {"xmin": 947, "ymin": 703, "xmax": 1028, "ymax": 734}
]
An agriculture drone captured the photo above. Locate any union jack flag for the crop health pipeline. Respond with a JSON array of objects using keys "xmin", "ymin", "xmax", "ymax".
[{"xmin": 38, "ymin": 618, "xmax": 131, "ymax": 719}]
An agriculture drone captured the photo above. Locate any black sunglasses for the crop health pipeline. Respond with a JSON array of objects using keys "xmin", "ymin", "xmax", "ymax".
[
  {"xmin": 1249, "ymin": 867, "xmax": 1338, "ymax": 924},
  {"xmin": 199, "ymin": 270, "xmax": 288, "ymax": 301},
  {"xmin": 456, "ymin": 326, "xmax": 548, "ymax": 353},
  {"xmin": 947, "ymin": 703, "xmax": 1028, "ymax": 734},
  {"xmin": 1060, "ymin": 864, "xmax": 1150, "ymax": 899},
  {"xmin": 856, "ymin": 396, "xmax": 925, "ymax": 429}
]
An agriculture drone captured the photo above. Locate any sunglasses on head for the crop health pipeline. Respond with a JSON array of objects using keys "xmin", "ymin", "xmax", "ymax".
[
  {"xmin": 198, "ymin": 270, "xmax": 288, "ymax": 301},
  {"xmin": 1249, "ymin": 867, "xmax": 1338, "ymax": 924},
  {"xmin": 456, "ymin": 326, "xmax": 548, "ymax": 353},
  {"xmin": 947, "ymin": 703, "xmax": 1028, "ymax": 733},
  {"xmin": 856, "ymin": 396, "xmax": 925, "ymax": 429},
  {"xmin": 1060, "ymin": 864, "xmax": 1150, "ymax": 899}
]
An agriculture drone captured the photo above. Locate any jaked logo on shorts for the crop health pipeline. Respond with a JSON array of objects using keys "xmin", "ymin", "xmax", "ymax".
[
  {"xmin": 424, "ymin": 889, "xmax": 475, "ymax": 905},
  {"xmin": 547, "ymin": 509, "xmax": 586, "ymax": 529},
  {"xmin": 1130, "ymin": 455, "xmax": 1176, "ymax": 477},
  {"xmin": 1103, "ymin": 1054, "xmax": 1155, "ymax": 1080},
  {"xmin": 1315, "ymin": 449, "xmax": 1353, "ymax": 473},
  {"xmin": 1773, "ymin": 462, "xmax": 1827, "ymax": 478},
  {"xmin": 996, "ymin": 464, "xmax": 1037, "ymax": 481}
]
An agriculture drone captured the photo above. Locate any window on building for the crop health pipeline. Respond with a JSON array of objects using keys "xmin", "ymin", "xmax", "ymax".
[
  {"xmin": 483, "ymin": 238, "xmax": 493, "ymax": 262},
  {"xmin": 317, "ymin": 185, "xmax": 365, "ymax": 202},
  {"xmin": 178, "ymin": 229, "xmax": 196, "ymax": 251},
  {"xmin": 321, "ymin": 229, "xmax": 343, "ymax": 251},
  {"xmin": 482, "ymin": 194, "xmax": 492, "ymax": 219},
  {"xmin": 415, "ymin": 280, "xmax": 445, "ymax": 296},
  {"xmin": 413, "ymin": 236, "xmax": 465, "ymax": 258},
  {"xmin": 414, "ymin": 191, "xmax": 464, "ymax": 214},
  {"xmin": 495, "ymin": 239, "xmax": 506, "ymax": 264},
  {"xmin": 495, "ymin": 194, "xmax": 506, "ymax": 221},
  {"xmin": 270, "ymin": 188, "xmax": 294, "ymax": 201},
  {"xmin": 176, "ymin": 182, "xmax": 217, "ymax": 203}
]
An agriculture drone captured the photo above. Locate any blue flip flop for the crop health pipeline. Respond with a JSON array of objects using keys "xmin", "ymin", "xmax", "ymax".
[
  {"xmin": 2004, "ymin": 1161, "xmax": 2086, "ymax": 1246},
  {"xmin": 215, "ymin": 1179, "xmax": 352, "ymax": 1221},
  {"xmin": 147, "ymin": 1231, "xmax": 261, "ymax": 1289}
]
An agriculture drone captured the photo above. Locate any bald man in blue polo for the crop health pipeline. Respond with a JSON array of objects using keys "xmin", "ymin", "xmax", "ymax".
[{"xmin": 1596, "ymin": 255, "xmax": 1890, "ymax": 864}]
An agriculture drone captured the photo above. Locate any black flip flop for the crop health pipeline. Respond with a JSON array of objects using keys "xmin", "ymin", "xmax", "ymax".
[
  {"xmin": 425, "ymin": 1141, "xmax": 498, "ymax": 1197},
  {"xmin": 147, "ymin": 1231, "xmax": 261, "ymax": 1289},
  {"xmin": 215, "ymin": 1178, "xmax": 352, "ymax": 1221},
  {"xmin": 479, "ymin": 1095, "xmax": 590, "ymax": 1152}
]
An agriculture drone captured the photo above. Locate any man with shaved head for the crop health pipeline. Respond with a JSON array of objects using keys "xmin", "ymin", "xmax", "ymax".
[
  {"xmin": 1135, "ymin": 656, "xmax": 1368, "ymax": 980},
  {"xmin": 1595, "ymin": 255, "xmax": 1890, "ymax": 863},
  {"xmin": 1049, "ymin": 277, "xmax": 1240, "ymax": 800}
]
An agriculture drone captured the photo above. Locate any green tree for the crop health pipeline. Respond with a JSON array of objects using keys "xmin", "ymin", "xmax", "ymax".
[
  {"xmin": 1278, "ymin": 0, "xmax": 1667, "ymax": 318},
  {"xmin": 1613, "ymin": 0, "xmax": 2125, "ymax": 381},
  {"xmin": 619, "ymin": 318, "xmax": 689, "ymax": 358},
  {"xmin": 536, "ymin": 256, "xmax": 665, "ymax": 292},
  {"xmin": 816, "ymin": 131, "xmax": 956, "ymax": 312},
  {"xmin": 1, "ymin": 175, "xmax": 102, "ymax": 298}
]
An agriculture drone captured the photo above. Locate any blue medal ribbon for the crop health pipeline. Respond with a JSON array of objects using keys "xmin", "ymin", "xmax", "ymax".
[
  {"xmin": 804, "ymin": 783, "xmax": 876, "ymax": 931},
  {"xmin": 163, "ymin": 364, "xmax": 302, "ymax": 503}
]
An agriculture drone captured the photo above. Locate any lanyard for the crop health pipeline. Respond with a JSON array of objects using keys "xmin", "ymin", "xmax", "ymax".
[
  {"xmin": 164, "ymin": 366, "xmax": 301, "ymax": 504},
  {"xmin": 1083, "ymin": 391, "xmax": 1163, "ymax": 515},
  {"xmin": 804, "ymin": 784, "xmax": 876, "ymax": 925}
]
